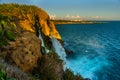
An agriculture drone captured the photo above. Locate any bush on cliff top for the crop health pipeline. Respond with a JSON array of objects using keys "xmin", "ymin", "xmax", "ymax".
[
  {"xmin": 0, "ymin": 3, "xmax": 48, "ymax": 21},
  {"xmin": 0, "ymin": 4, "xmax": 36, "ymax": 17}
]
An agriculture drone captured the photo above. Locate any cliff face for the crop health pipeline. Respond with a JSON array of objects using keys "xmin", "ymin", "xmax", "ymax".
[
  {"xmin": 0, "ymin": 4, "xmax": 63, "ymax": 79},
  {"xmin": 0, "ymin": 4, "xmax": 61, "ymax": 39},
  {"xmin": 1, "ymin": 32, "xmax": 41, "ymax": 72},
  {"xmin": 0, "ymin": 4, "xmax": 62, "ymax": 72}
]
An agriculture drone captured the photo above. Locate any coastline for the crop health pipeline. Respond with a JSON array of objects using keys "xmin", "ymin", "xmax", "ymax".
[{"xmin": 52, "ymin": 20, "xmax": 108, "ymax": 25}]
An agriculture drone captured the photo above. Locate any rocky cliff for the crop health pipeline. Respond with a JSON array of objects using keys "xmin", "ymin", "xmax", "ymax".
[
  {"xmin": 0, "ymin": 3, "xmax": 62, "ymax": 71},
  {"xmin": 0, "ymin": 4, "xmax": 83, "ymax": 80},
  {"xmin": 0, "ymin": 4, "xmax": 61, "ymax": 39}
]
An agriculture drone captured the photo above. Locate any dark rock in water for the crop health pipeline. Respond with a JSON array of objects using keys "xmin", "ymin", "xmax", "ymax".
[
  {"xmin": 57, "ymin": 39, "xmax": 64, "ymax": 46},
  {"xmin": 65, "ymin": 48, "xmax": 73, "ymax": 55},
  {"xmin": 84, "ymin": 78, "xmax": 91, "ymax": 80}
]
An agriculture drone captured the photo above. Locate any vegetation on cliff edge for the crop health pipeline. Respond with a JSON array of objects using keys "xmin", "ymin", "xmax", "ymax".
[{"xmin": 0, "ymin": 15, "xmax": 16, "ymax": 47}]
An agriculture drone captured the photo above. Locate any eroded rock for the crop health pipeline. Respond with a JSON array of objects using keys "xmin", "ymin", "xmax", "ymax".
[{"xmin": 1, "ymin": 31, "xmax": 42, "ymax": 72}]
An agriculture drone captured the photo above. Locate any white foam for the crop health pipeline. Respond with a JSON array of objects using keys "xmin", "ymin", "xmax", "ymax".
[
  {"xmin": 51, "ymin": 37, "xmax": 67, "ymax": 61},
  {"xmin": 39, "ymin": 31, "xmax": 50, "ymax": 53}
]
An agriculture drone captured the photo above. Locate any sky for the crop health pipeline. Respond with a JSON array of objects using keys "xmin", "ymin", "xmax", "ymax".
[{"xmin": 0, "ymin": 0, "xmax": 120, "ymax": 20}]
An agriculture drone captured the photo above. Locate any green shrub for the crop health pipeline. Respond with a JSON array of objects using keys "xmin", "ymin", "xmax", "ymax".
[
  {"xmin": 5, "ymin": 31, "xmax": 16, "ymax": 41},
  {"xmin": 0, "ymin": 30, "xmax": 9, "ymax": 46},
  {"xmin": 0, "ymin": 68, "xmax": 17, "ymax": 80},
  {"xmin": 47, "ymin": 52, "xmax": 62, "ymax": 61},
  {"xmin": 0, "ymin": 69, "xmax": 6, "ymax": 80},
  {"xmin": 0, "ymin": 30, "xmax": 16, "ymax": 47},
  {"xmin": 0, "ymin": 39, "xmax": 9, "ymax": 46},
  {"xmin": 0, "ymin": 15, "xmax": 16, "ymax": 47},
  {"xmin": 63, "ymin": 69, "xmax": 83, "ymax": 80}
]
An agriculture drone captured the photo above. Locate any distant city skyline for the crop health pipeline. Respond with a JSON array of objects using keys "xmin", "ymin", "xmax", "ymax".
[{"xmin": 0, "ymin": 0, "xmax": 120, "ymax": 20}]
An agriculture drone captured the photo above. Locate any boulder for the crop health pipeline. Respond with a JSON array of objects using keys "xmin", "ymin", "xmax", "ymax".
[{"xmin": 1, "ymin": 31, "xmax": 42, "ymax": 72}]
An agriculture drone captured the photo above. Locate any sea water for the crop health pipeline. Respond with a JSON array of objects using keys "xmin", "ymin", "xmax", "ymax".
[{"xmin": 56, "ymin": 21, "xmax": 120, "ymax": 80}]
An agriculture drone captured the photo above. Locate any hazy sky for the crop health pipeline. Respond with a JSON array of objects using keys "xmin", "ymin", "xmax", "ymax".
[{"xmin": 0, "ymin": 0, "xmax": 120, "ymax": 20}]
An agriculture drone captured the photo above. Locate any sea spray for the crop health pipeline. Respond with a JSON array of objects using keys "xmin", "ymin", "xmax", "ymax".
[{"xmin": 51, "ymin": 37, "xmax": 70, "ymax": 70}]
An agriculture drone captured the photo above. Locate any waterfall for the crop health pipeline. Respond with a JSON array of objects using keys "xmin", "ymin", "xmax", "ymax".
[
  {"xmin": 39, "ymin": 31, "xmax": 68, "ymax": 69},
  {"xmin": 51, "ymin": 37, "xmax": 67, "ymax": 62},
  {"xmin": 39, "ymin": 31, "xmax": 45, "ymax": 47},
  {"xmin": 39, "ymin": 31, "xmax": 49, "ymax": 53}
]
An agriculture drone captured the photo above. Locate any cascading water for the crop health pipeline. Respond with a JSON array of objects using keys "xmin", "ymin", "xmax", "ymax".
[
  {"xmin": 39, "ymin": 29, "xmax": 68, "ymax": 68},
  {"xmin": 39, "ymin": 31, "xmax": 45, "ymax": 47},
  {"xmin": 39, "ymin": 31, "xmax": 49, "ymax": 53},
  {"xmin": 51, "ymin": 37, "xmax": 67, "ymax": 61},
  {"xmin": 38, "ymin": 30, "xmax": 67, "ymax": 58}
]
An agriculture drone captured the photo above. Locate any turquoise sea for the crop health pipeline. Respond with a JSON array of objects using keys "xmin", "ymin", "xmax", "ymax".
[{"xmin": 56, "ymin": 21, "xmax": 120, "ymax": 80}]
